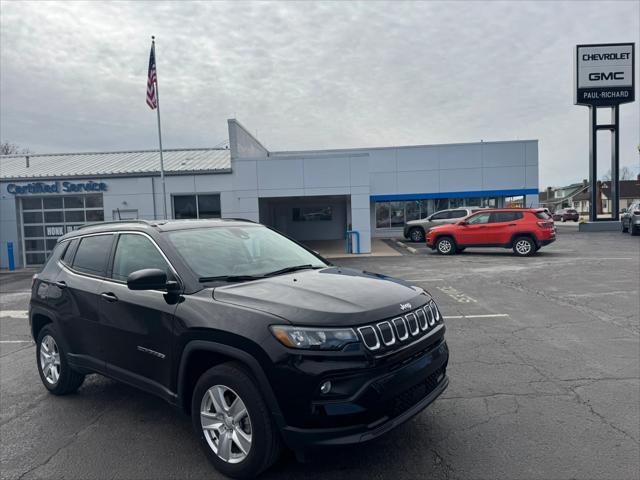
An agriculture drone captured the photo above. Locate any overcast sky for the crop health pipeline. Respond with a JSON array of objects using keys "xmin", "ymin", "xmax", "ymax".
[{"xmin": 1, "ymin": 0, "xmax": 638, "ymax": 187}]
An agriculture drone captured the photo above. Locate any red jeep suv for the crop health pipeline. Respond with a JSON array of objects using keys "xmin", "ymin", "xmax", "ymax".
[{"xmin": 425, "ymin": 209, "xmax": 556, "ymax": 256}]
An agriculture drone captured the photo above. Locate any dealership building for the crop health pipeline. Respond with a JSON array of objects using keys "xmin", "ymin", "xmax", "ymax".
[{"xmin": 0, "ymin": 119, "xmax": 539, "ymax": 268}]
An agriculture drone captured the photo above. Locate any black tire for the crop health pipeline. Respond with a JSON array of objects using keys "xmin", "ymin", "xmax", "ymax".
[
  {"xmin": 632, "ymin": 226, "xmax": 639, "ymax": 236},
  {"xmin": 435, "ymin": 237, "xmax": 456, "ymax": 255},
  {"xmin": 191, "ymin": 363, "xmax": 282, "ymax": 479},
  {"xmin": 36, "ymin": 324, "xmax": 85, "ymax": 395},
  {"xmin": 408, "ymin": 227, "xmax": 425, "ymax": 243},
  {"xmin": 512, "ymin": 236, "xmax": 536, "ymax": 256}
]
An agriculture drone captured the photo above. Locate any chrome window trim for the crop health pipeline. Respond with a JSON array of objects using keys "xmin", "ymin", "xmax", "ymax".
[
  {"xmin": 357, "ymin": 325, "xmax": 380, "ymax": 351},
  {"xmin": 376, "ymin": 321, "xmax": 396, "ymax": 346},
  {"xmin": 58, "ymin": 230, "xmax": 183, "ymax": 290},
  {"xmin": 392, "ymin": 317, "xmax": 409, "ymax": 341},
  {"xmin": 405, "ymin": 312, "xmax": 420, "ymax": 336}
]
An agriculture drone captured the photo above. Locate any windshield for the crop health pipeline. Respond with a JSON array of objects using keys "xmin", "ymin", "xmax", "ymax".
[{"xmin": 166, "ymin": 225, "xmax": 327, "ymax": 280}]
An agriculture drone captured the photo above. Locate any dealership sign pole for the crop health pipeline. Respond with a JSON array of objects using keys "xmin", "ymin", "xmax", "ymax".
[{"xmin": 574, "ymin": 42, "xmax": 635, "ymax": 223}]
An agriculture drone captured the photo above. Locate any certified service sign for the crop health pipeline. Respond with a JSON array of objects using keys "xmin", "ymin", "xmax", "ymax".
[{"xmin": 575, "ymin": 43, "xmax": 635, "ymax": 106}]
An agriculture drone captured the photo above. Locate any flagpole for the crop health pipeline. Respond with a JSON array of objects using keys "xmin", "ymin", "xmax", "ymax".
[{"xmin": 152, "ymin": 36, "xmax": 168, "ymax": 220}]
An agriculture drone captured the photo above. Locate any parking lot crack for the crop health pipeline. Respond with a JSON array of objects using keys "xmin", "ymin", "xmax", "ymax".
[{"xmin": 16, "ymin": 405, "xmax": 114, "ymax": 480}]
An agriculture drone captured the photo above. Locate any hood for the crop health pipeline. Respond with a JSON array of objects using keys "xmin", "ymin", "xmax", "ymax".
[
  {"xmin": 406, "ymin": 219, "xmax": 425, "ymax": 226},
  {"xmin": 429, "ymin": 223, "xmax": 454, "ymax": 231},
  {"xmin": 212, "ymin": 267, "xmax": 430, "ymax": 326}
]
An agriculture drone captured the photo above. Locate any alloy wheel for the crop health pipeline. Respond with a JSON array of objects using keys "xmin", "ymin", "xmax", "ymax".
[
  {"xmin": 410, "ymin": 229, "xmax": 424, "ymax": 242},
  {"xmin": 200, "ymin": 385, "xmax": 252, "ymax": 464},
  {"xmin": 515, "ymin": 239, "xmax": 532, "ymax": 255},
  {"xmin": 40, "ymin": 335, "xmax": 61, "ymax": 385},
  {"xmin": 438, "ymin": 239, "xmax": 452, "ymax": 254}
]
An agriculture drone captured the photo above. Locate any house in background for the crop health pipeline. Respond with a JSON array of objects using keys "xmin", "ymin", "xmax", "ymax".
[
  {"xmin": 572, "ymin": 176, "xmax": 640, "ymax": 216},
  {"xmin": 539, "ymin": 181, "xmax": 588, "ymax": 213}
]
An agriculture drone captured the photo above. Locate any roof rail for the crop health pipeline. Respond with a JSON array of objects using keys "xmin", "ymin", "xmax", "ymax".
[
  {"xmin": 221, "ymin": 217, "xmax": 257, "ymax": 223},
  {"xmin": 76, "ymin": 219, "xmax": 157, "ymax": 230}
]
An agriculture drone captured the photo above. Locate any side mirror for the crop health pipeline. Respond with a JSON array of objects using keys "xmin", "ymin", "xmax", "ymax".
[
  {"xmin": 458, "ymin": 221, "xmax": 468, "ymax": 226},
  {"xmin": 127, "ymin": 268, "xmax": 176, "ymax": 291}
]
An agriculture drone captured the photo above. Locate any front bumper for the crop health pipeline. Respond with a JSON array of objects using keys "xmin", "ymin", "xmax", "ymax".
[{"xmin": 278, "ymin": 338, "xmax": 449, "ymax": 450}]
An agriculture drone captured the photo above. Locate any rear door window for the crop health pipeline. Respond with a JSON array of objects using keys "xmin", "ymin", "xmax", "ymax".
[
  {"xmin": 72, "ymin": 235, "xmax": 114, "ymax": 276},
  {"xmin": 450, "ymin": 210, "xmax": 468, "ymax": 219},
  {"xmin": 493, "ymin": 211, "xmax": 524, "ymax": 223},
  {"xmin": 535, "ymin": 211, "xmax": 552, "ymax": 220},
  {"xmin": 39, "ymin": 242, "xmax": 67, "ymax": 277},
  {"xmin": 60, "ymin": 238, "xmax": 78, "ymax": 266}
]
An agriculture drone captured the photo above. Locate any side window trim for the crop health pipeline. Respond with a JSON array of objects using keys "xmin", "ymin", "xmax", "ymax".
[
  {"xmin": 70, "ymin": 233, "xmax": 115, "ymax": 278},
  {"xmin": 106, "ymin": 231, "xmax": 182, "ymax": 287}
]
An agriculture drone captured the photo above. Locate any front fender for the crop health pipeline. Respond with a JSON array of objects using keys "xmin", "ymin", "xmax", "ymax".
[{"xmin": 176, "ymin": 340, "xmax": 285, "ymax": 427}]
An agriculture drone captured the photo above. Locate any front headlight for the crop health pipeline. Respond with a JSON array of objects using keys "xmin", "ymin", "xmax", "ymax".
[{"xmin": 270, "ymin": 325, "xmax": 358, "ymax": 350}]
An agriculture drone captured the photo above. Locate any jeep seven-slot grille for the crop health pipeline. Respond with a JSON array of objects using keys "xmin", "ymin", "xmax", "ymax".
[{"xmin": 357, "ymin": 300, "xmax": 442, "ymax": 353}]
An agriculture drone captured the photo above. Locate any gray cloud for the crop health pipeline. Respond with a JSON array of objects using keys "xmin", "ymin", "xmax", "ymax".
[{"xmin": 1, "ymin": 0, "xmax": 638, "ymax": 186}]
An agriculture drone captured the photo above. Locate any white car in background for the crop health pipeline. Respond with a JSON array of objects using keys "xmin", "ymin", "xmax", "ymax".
[{"xmin": 403, "ymin": 207, "xmax": 485, "ymax": 242}]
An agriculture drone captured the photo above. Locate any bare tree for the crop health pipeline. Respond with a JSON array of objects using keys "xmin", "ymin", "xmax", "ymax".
[
  {"xmin": 1, "ymin": 142, "xmax": 31, "ymax": 155},
  {"xmin": 601, "ymin": 167, "xmax": 636, "ymax": 181}
]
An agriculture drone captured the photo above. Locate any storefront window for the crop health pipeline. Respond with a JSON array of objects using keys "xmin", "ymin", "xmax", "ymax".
[
  {"xmin": 449, "ymin": 198, "xmax": 464, "ymax": 208},
  {"xmin": 173, "ymin": 195, "xmax": 198, "ymax": 219},
  {"xmin": 465, "ymin": 197, "xmax": 482, "ymax": 207},
  {"xmin": 434, "ymin": 198, "xmax": 448, "ymax": 212},
  {"xmin": 173, "ymin": 194, "xmax": 221, "ymax": 219},
  {"xmin": 405, "ymin": 201, "xmax": 421, "ymax": 222},
  {"xmin": 481, "ymin": 197, "xmax": 498, "ymax": 208},
  {"xmin": 504, "ymin": 196, "xmax": 524, "ymax": 208},
  {"xmin": 390, "ymin": 201, "xmax": 405, "ymax": 227},
  {"xmin": 375, "ymin": 202, "xmax": 390, "ymax": 228},
  {"xmin": 198, "ymin": 195, "xmax": 221, "ymax": 218}
]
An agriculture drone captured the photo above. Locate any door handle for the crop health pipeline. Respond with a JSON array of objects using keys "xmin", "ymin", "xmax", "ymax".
[
  {"xmin": 100, "ymin": 292, "xmax": 118, "ymax": 303},
  {"xmin": 54, "ymin": 281, "xmax": 67, "ymax": 289}
]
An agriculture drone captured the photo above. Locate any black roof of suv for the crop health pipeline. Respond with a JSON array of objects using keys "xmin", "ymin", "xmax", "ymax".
[{"xmin": 30, "ymin": 219, "xmax": 449, "ymax": 478}]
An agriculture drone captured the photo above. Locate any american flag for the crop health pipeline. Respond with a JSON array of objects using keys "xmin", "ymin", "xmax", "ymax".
[{"xmin": 146, "ymin": 41, "xmax": 157, "ymax": 109}]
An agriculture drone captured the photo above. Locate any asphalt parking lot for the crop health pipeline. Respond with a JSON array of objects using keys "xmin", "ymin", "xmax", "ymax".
[{"xmin": 1, "ymin": 227, "xmax": 639, "ymax": 480}]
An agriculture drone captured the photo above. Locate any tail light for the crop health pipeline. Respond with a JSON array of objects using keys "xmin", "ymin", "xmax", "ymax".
[
  {"xmin": 537, "ymin": 221, "xmax": 553, "ymax": 229},
  {"xmin": 31, "ymin": 274, "xmax": 38, "ymax": 289}
]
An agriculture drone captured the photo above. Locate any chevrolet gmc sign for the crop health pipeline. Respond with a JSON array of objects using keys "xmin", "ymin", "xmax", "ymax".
[{"xmin": 574, "ymin": 43, "xmax": 635, "ymax": 107}]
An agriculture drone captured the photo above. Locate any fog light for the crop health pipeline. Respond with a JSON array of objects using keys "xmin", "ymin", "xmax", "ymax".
[{"xmin": 320, "ymin": 381, "xmax": 332, "ymax": 395}]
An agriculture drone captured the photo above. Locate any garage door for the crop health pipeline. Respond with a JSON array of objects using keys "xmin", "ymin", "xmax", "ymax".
[{"xmin": 20, "ymin": 194, "xmax": 105, "ymax": 266}]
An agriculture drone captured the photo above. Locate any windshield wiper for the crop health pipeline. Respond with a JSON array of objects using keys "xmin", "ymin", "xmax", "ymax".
[
  {"xmin": 198, "ymin": 275, "xmax": 264, "ymax": 283},
  {"xmin": 263, "ymin": 264, "xmax": 322, "ymax": 277}
]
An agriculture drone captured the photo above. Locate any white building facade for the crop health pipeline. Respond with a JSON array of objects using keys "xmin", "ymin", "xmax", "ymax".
[{"xmin": 0, "ymin": 119, "xmax": 538, "ymax": 268}]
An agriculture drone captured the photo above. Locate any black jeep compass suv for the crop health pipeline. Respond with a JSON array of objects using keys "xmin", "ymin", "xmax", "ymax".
[{"xmin": 30, "ymin": 219, "xmax": 449, "ymax": 478}]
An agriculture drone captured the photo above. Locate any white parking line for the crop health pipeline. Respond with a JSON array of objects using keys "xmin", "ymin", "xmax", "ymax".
[
  {"xmin": 444, "ymin": 314, "xmax": 510, "ymax": 319},
  {"xmin": 0, "ymin": 310, "xmax": 28, "ymax": 319},
  {"xmin": 0, "ymin": 340, "xmax": 32, "ymax": 344}
]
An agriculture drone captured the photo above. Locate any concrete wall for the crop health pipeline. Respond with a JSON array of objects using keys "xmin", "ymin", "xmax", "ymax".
[{"xmin": 366, "ymin": 140, "xmax": 538, "ymax": 196}]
